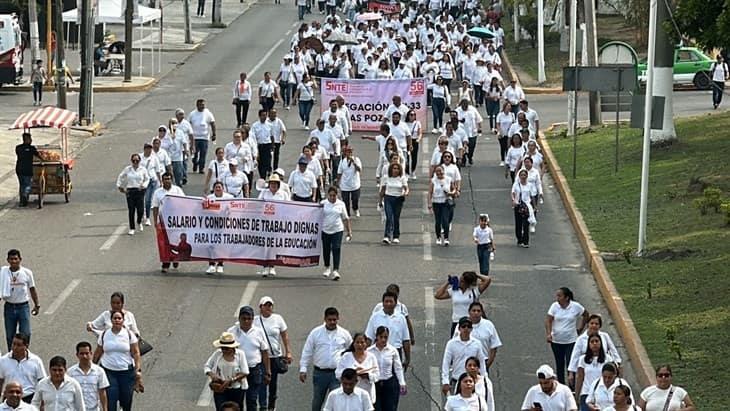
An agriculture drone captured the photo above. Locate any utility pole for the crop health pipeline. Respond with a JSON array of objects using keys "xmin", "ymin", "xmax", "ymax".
[
  {"xmin": 638, "ymin": 0, "xmax": 657, "ymax": 256},
  {"xmin": 567, "ymin": 0, "xmax": 577, "ymax": 137},
  {"xmin": 537, "ymin": 0, "xmax": 545, "ymax": 84},
  {"xmin": 513, "ymin": 1, "xmax": 519, "ymax": 44},
  {"xmin": 211, "ymin": 0, "xmax": 222, "ymax": 26},
  {"xmin": 28, "ymin": 0, "xmax": 40, "ymax": 64},
  {"xmin": 183, "ymin": 0, "xmax": 192, "ymax": 44},
  {"xmin": 46, "ymin": 0, "xmax": 52, "ymax": 81},
  {"xmin": 79, "ymin": 0, "xmax": 94, "ymax": 123},
  {"xmin": 124, "ymin": 0, "xmax": 134, "ymax": 82},
  {"xmin": 585, "ymin": 0, "xmax": 601, "ymax": 125},
  {"xmin": 650, "ymin": 0, "xmax": 676, "ymax": 143},
  {"xmin": 54, "ymin": 0, "xmax": 66, "ymax": 108}
]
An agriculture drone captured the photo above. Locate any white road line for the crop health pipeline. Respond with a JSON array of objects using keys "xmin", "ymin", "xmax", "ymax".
[
  {"xmin": 430, "ymin": 366, "xmax": 442, "ymax": 411},
  {"xmin": 99, "ymin": 224, "xmax": 128, "ymax": 251},
  {"xmin": 422, "ymin": 231, "xmax": 432, "ymax": 261},
  {"xmin": 422, "ymin": 136, "xmax": 429, "ymax": 153},
  {"xmin": 233, "ymin": 281, "xmax": 259, "ymax": 317},
  {"xmin": 44, "ymin": 279, "xmax": 81, "ymax": 315},
  {"xmin": 249, "ymin": 38, "xmax": 285, "ymax": 76},
  {"xmin": 422, "ymin": 191, "xmax": 429, "ymax": 214},
  {"xmin": 424, "ymin": 287, "xmax": 435, "ymax": 327},
  {"xmin": 195, "ymin": 381, "xmax": 213, "ymax": 407}
]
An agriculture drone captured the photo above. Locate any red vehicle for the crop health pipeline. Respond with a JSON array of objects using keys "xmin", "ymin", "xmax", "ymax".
[{"xmin": 0, "ymin": 14, "xmax": 23, "ymax": 86}]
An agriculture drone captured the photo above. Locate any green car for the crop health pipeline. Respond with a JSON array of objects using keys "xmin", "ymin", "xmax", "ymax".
[{"xmin": 637, "ymin": 47, "xmax": 715, "ymax": 90}]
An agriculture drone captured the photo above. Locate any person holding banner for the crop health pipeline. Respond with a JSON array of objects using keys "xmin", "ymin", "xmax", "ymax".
[
  {"xmin": 321, "ymin": 186, "xmax": 351, "ymax": 281},
  {"xmin": 379, "ymin": 163, "xmax": 409, "ymax": 245},
  {"xmin": 151, "ymin": 173, "xmax": 185, "ymax": 273},
  {"xmin": 206, "ymin": 182, "xmax": 234, "ymax": 274},
  {"xmin": 289, "ymin": 157, "xmax": 318, "ymax": 202},
  {"xmin": 258, "ymin": 174, "xmax": 290, "ymax": 277}
]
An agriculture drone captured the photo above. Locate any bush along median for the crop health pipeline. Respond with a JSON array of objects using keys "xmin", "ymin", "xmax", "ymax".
[{"xmin": 547, "ymin": 112, "xmax": 730, "ymax": 409}]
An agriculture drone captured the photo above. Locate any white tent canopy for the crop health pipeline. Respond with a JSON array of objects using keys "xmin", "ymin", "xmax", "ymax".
[{"xmin": 62, "ymin": 0, "xmax": 161, "ymax": 24}]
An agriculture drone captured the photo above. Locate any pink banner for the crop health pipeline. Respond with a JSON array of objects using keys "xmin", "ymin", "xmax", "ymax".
[{"xmin": 321, "ymin": 78, "xmax": 428, "ymax": 132}]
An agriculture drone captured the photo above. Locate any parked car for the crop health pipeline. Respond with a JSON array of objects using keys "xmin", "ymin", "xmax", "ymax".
[
  {"xmin": 0, "ymin": 14, "xmax": 23, "ymax": 86},
  {"xmin": 637, "ymin": 46, "xmax": 715, "ymax": 90}
]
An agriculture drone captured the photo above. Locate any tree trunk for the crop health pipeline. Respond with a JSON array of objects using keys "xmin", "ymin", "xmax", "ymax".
[
  {"xmin": 650, "ymin": 0, "xmax": 676, "ymax": 143},
  {"xmin": 28, "ymin": 0, "xmax": 40, "ymax": 64}
]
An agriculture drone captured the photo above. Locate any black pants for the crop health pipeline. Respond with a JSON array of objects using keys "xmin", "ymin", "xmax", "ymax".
[
  {"xmin": 235, "ymin": 99, "xmax": 250, "ymax": 127},
  {"xmin": 293, "ymin": 194, "xmax": 312, "ymax": 202},
  {"xmin": 550, "ymin": 342, "xmax": 575, "ymax": 385},
  {"xmin": 473, "ymin": 84, "xmax": 483, "ymax": 106},
  {"xmin": 410, "ymin": 141, "xmax": 419, "ymax": 174},
  {"xmin": 258, "ymin": 143, "xmax": 273, "ymax": 178},
  {"xmin": 273, "ymin": 143, "xmax": 282, "ymax": 169},
  {"xmin": 374, "ymin": 375, "xmax": 400, "ymax": 411},
  {"xmin": 713, "ymin": 81, "xmax": 725, "ymax": 106},
  {"xmin": 322, "ymin": 231, "xmax": 343, "ymax": 270},
  {"xmin": 196, "ymin": 0, "xmax": 205, "ymax": 15},
  {"xmin": 32, "ymin": 81, "xmax": 43, "ymax": 103},
  {"xmin": 433, "ymin": 202, "xmax": 452, "ymax": 239},
  {"xmin": 261, "ymin": 97, "xmax": 275, "ymax": 112},
  {"xmin": 341, "ymin": 189, "xmax": 360, "ymax": 215},
  {"xmin": 498, "ymin": 135, "xmax": 509, "ymax": 161},
  {"xmin": 467, "ymin": 136, "xmax": 477, "ymax": 164},
  {"xmin": 125, "ymin": 188, "xmax": 145, "ymax": 230},
  {"xmin": 214, "ymin": 388, "xmax": 244, "ymax": 411},
  {"xmin": 514, "ymin": 207, "xmax": 529, "ymax": 245}
]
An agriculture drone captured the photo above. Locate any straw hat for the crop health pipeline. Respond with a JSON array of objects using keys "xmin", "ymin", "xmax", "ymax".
[{"xmin": 213, "ymin": 332, "xmax": 240, "ymax": 349}]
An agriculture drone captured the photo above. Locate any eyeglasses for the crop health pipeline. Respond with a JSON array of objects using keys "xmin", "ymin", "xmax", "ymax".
[
  {"xmin": 131, "ymin": 159, "xmax": 140, "ymax": 163},
  {"xmin": 656, "ymin": 373, "xmax": 672, "ymax": 378},
  {"xmin": 438, "ymin": 142, "xmax": 448, "ymax": 145}
]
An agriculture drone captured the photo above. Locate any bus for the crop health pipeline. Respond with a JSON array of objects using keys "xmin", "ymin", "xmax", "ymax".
[{"xmin": 0, "ymin": 14, "xmax": 23, "ymax": 86}]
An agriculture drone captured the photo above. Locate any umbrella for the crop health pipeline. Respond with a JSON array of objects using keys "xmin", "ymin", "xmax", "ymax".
[
  {"xmin": 467, "ymin": 27, "xmax": 496, "ymax": 39},
  {"xmin": 357, "ymin": 12, "xmax": 382, "ymax": 22},
  {"xmin": 323, "ymin": 31, "xmax": 359, "ymax": 46},
  {"xmin": 298, "ymin": 36, "xmax": 324, "ymax": 53}
]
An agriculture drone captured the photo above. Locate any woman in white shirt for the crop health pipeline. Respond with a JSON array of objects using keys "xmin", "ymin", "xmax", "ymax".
[
  {"xmin": 336, "ymin": 333, "xmax": 379, "ymax": 405},
  {"xmin": 405, "ymin": 109, "xmax": 423, "ymax": 178},
  {"xmin": 377, "ymin": 138, "xmax": 404, "ymax": 185},
  {"xmin": 258, "ymin": 72, "xmax": 279, "ymax": 112},
  {"xmin": 336, "ymin": 146, "xmax": 362, "ymax": 217},
  {"xmin": 604, "ymin": 385, "xmax": 642, "ymax": 411},
  {"xmin": 434, "ymin": 271, "xmax": 491, "ymax": 334},
  {"xmin": 458, "ymin": 80, "xmax": 474, "ymax": 106},
  {"xmin": 87, "ymin": 292, "xmax": 141, "ymax": 337},
  {"xmin": 204, "ymin": 331, "xmax": 249, "ymax": 411},
  {"xmin": 93, "ymin": 310, "xmax": 142, "ymax": 411},
  {"xmin": 576, "ymin": 334, "xmax": 615, "ymax": 410},
  {"xmin": 254, "ymin": 297, "xmax": 292, "ymax": 411},
  {"xmin": 222, "ymin": 160, "xmax": 249, "ymax": 198},
  {"xmin": 225, "ymin": 130, "xmax": 255, "ymax": 186},
  {"xmin": 320, "ymin": 186, "xmax": 351, "ymax": 281},
  {"xmin": 367, "ymin": 326, "xmax": 406, "ymax": 411},
  {"xmin": 379, "ymin": 163, "xmax": 409, "ymax": 244},
  {"xmin": 484, "ymin": 77, "xmax": 502, "ymax": 131},
  {"xmin": 545, "ymin": 287, "xmax": 589, "ymax": 385},
  {"xmin": 428, "ymin": 76, "xmax": 451, "ymax": 133},
  {"xmin": 439, "ymin": 53, "xmax": 455, "ymax": 89},
  {"xmin": 375, "ymin": 59, "xmax": 393, "ymax": 79},
  {"xmin": 204, "ymin": 147, "xmax": 230, "ymax": 195},
  {"xmin": 521, "ymin": 157, "xmax": 543, "ymax": 211},
  {"xmin": 276, "ymin": 56, "xmax": 296, "ymax": 110},
  {"xmin": 464, "ymin": 357, "xmax": 495, "ymax": 411},
  {"xmin": 511, "ymin": 168, "xmax": 535, "ymax": 247},
  {"xmin": 293, "ymin": 73, "xmax": 317, "ymax": 129},
  {"xmin": 206, "ymin": 182, "xmax": 234, "ymax": 275},
  {"xmin": 473, "ymin": 214, "xmax": 494, "ymax": 275},
  {"xmin": 428, "ymin": 165, "xmax": 455, "ymax": 246},
  {"xmin": 495, "ymin": 102, "xmax": 515, "ymax": 166},
  {"xmin": 116, "ymin": 153, "xmax": 150, "ymax": 235},
  {"xmin": 638, "ymin": 365, "xmax": 696, "ymax": 411},
  {"xmin": 444, "ymin": 372, "xmax": 488, "ymax": 411},
  {"xmin": 504, "ymin": 134, "xmax": 524, "ymax": 183}
]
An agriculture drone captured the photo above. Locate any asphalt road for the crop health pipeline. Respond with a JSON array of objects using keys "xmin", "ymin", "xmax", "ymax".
[{"xmin": 5, "ymin": 2, "xmax": 726, "ymax": 410}]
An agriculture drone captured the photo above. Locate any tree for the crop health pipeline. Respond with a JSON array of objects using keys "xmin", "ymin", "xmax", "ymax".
[{"xmin": 673, "ymin": 0, "xmax": 730, "ymax": 50}]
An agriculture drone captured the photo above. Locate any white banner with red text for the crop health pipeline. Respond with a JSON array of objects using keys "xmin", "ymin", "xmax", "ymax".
[
  {"xmin": 321, "ymin": 78, "xmax": 427, "ymax": 131},
  {"xmin": 155, "ymin": 195, "xmax": 323, "ymax": 267}
]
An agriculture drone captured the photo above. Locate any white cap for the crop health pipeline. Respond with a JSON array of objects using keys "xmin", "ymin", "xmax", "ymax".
[
  {"xmin": 536, "ymin": 364, "xmax": 555, "ymax": 379},
  {"xmin": 259, "ymin": 296, "xmax": 274, "ymax": 306},
  {"xmin": 229, "ymin": 159, "xmax": 238, "ymax": 166},
  {"xmin": 274, "ymin": 168, "xmax": 286, "ymax": 177}
]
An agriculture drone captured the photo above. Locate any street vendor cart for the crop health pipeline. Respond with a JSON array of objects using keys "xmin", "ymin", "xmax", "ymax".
[{"xmin": 11, "ymin": 107, "xmax": 77, "ymax": 208}]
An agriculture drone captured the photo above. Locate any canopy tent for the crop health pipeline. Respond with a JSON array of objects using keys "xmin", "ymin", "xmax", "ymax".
[{"xmin": 11, "ymin": 107, "xmax": 77, "ymax": 129}]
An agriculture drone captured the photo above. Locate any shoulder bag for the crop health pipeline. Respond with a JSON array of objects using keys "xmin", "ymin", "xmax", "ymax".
[{"xmin": 259, "ymin": 317, "xmax": 289, "ymax": 374}]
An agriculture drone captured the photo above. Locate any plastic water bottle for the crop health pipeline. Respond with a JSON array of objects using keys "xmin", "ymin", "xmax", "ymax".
[{"xmin": 490, "ymin": 251, "xmax": 495, "ymax": 261}]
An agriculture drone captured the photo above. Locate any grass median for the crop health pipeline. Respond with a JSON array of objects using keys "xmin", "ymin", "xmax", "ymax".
[{"xmin": 547, "ymin": 112, "xmax": 730, "ymax": 409}]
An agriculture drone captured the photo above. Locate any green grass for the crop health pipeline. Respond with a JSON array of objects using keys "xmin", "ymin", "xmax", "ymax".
[{"xmin": 548, "ymin": 112, "xmax": 730, "ymax": 409}]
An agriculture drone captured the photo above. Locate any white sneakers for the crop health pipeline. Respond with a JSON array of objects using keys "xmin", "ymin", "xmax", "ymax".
[
  {"xmin": 382, "ymin": 237, "xmax": 391, "ymax": 244},
  {"xmin": 261, "ymin": 267, "xmax": 270, "ymax": 277},
  {"xmin": 205, "ymin": 265, "xmax": 216, "ymax": 274},
  {"xmin": 436, "ymin": 238, "xmax": 442, "ymax": 245},
  {"xmin": 392, "ymin": 238, "xmax": 400, "ymax": 244},
  {"xmin": 530, "ymin": 224, "xmax": 536, "ymax": 233},
  {"xmin": 269, "ymin": 267, "xmax": 277, "ymax": 276},
  {"xmin": 128, "ymin": 229, "xmax": 135, "ymax": 235},
  {"xmin": 216, "ymin": 265, "xmax": 224, "ymax": 274},
  {"xmin": 323, "ymin": 267, "xmax": 332, "ymax": 278},
  {"xmin": 431, "ymin": 128, "xmax": 439, "ymax": 134},
  {"xmin": 144, "ymin": 218, "xmax": 151, "ymax": 226},
  {"xmin": 331, "ymin": 271, "xmax": 341, "ymax": 281},
  {"xmin": 499, "ymin": 161, "xmax": 505, "ymax": 166},
  {"xmin": 138, "ymin": 224, "xmax": 144, "ymax": 232},
  {"xmin": 443, "ymin": 239, "xmax": 450, "ymax": 246},
  {"xmin": 355, "ymin": 210, "xmax": 360, "ymax": 218}
]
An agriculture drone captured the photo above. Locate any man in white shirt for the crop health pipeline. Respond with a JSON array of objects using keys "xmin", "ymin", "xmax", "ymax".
[
  {"xmin": 267, "ymin": 109, "xmax": 287, "ymax": 170},
  {"xmin": 520, "ymin": 365, "xmax": 577, "ymax": 411},
  {"xmin": 322, "ymin": 368, "xmax": 373, "ymax": 411},
  {"xmin": 364, "ymin": 291, "xmax": 411, "ymax": 369},
  {"xmin": 335, "ymin": 96, "xmax": 352, "ymax": 140},
  {"xmin": 393, "ymin": 61, "xmax": 413, "ymax": 79},
  {"xmin": 384, "ymin": 95, "xmax": 411, "ymax": 122},
  {"xmin": 518, "ymin": 100, "xmax": 541, "ymax": 135},
  {"xmin": 441, "ymin": 317, "xmax": 487, "ymax": 395},
  {"xmin": 455, "ymin": 98, "xmax": 483, "ymax": 166},
  {"xmin": 151, "ymin": 173, "xmax": 186, "ymax": 273},
  {"xmin": 174, "ymin": 108, "xmax": 194, "ymax": 186},
  {"xmin": 389, "ymin": 112, "xmax": 412, "ymax": 168},
  {"xmin": 228, "ymin": 306, "xmax": 271, "ymax": 411},
  {"xmin": 188, "ymin": 98, "xmax": 216, "ymax": 174},
  {"xmin": 233, "ymin": 71, "xmax": 252, "ymax": 127},
  {"xmin": 31, "ymin": 356, "xmax": 85, "ymax": 411},
  {"xmin": 161, "ymin": 122, "xmax": 188, "ymax": 187},
  {"xmin": 0, "ymin": 382, "xmax": 36, "ymax": 410},
  {"xmin": 1, "ymin": 250, "xmax": 40, "ymax": 351},
  {"xmin": 503, "ymin": 80, "xmax": 525, "ymax": 114},
  {"xmin": 299, "ymin": 307, "xmax": 353, "ymax": 411},
  {"xmin": 0, "ymin": 333, "xmax": 47, "ymax": 403},
  {"xmin": 251, "ymin": 109, "xmax": 274, "ymax": 179},
  {"xmin": 67, "ymin": 342, "xmax": 109, "ymax": 411},
  {"xmin": 712, "ymin": 54, "xmax": 729, "ymax": 109}
]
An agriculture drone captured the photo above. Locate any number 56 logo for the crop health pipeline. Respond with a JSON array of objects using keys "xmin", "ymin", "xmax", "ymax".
[
  {"xmin": 264, "ymin": 203, "xmax": 276, "ymax": 215},
  {"xmin": 409, "ymin": 80, "xmax": 425, "ymax": 95}
]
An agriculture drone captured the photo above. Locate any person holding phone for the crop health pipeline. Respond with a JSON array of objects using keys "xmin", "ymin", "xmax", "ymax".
[{"xmin": 520, "ymin": 365, "xmax": 577, "ymax": 411}]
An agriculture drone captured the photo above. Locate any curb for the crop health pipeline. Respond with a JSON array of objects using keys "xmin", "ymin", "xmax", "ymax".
[
  {"xmin": 538, "ymin": 132, "xmax": 656, "ymax": 389},
  {"xmin": 9, "ymin": 77, "xmax": 158, "ymax": 93}
]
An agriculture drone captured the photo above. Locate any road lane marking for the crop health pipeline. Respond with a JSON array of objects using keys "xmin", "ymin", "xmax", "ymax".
[
  {"xmin": 233, "ymin": 280, "xmax": 259, "ymax": 317},
  {"xmin": 422, "ymin": 191, "xmax": 429, "ymax": 214},
  {"xmin": 99, "ymin": 224, "xmax": 128, "ymax": 251},
  {"xmin": 430, "ymin": 366, "xmax": 442, "ymax": 411},
  {"xmin": 424, "ymin": 287, "xmax": 435, "ymax": 327},
  {"xmin": 249, "ymin": 38, "xmax": 285, "ymax": 76},
  {"xmin": 196, "ymin": 381, "xmax": 213, "ymax": 407},
  {"xmin": 422, "ymin": 136, "xmax": 429, "ymax": 153},
  {"xmin": 44, "ymin": 279, "xmax": 81, "ymax": 315},
  {"xmin": 422, "ymin": 230, "xmax": 432, "ymax": 261}
]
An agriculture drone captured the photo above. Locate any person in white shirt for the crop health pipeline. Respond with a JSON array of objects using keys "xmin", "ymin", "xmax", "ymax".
[
  {"xmin": 233, "ymin": 71, "xmax": 252, "ymax": 127},
  {"xmin": 520, "ymin": 364, "xmax": 577, "ymax": 411},
  {"xmin": 428, "ymin": 76, "xmax": 451, "ymax": 133},
  {"xmin": 464, "ymin": 356, "xmax": 495, "ymax": 411},
  {"xmin": 299, "ymin": 307, "xmax": 353, "ymax": 411},
  {"xmin": 473, "ymin": 214, "xmax": 495, "ymax": 275},
  {"xmin": 68, "ymin": 342, "xmax": 109, "ymax": 411},
  {"xmin": 257, "ymin": 174, "xmax": 290, "ymax": 277},
  {"xmin": 228, "ymin": 306, "xmax": 271, "ymax": 411},
  {"xmin": 293, "ymin": 73, "xmax": 317, "ymax": 129},
  {"xmin": 518, "ymin": 100, "xmax": 540, "ymax": 135},
  {"xmin": 584, "ymin": 362, "xmax": 632, "ymax": 411},
  {"xmin": 267, "ymin": 109, "xmax": 287, "ymax": 170},
  {"xmin": 336, "ymin": 146, "xmax": 362, "ymax": 217},
  {"xmin": 434, "ymin": 271, "xmax": 492, "ymax": 334},
  {"xmin": 204, "ymin": 331, "xmax": 249, "ymax": 411},
  {"xmin": 379, "ymin": 162, "xmax": 409, "ymax": 244},
  {"xmin": 455, "ymin": 99, "xmax": 483, "ymax": 166},
  {"xmin": 222, "ymin": 160, "xmax": 249, "ymax": 198},
  {"xmin": 31, "ymin": 356, "xmax": 85, "ymax": 411},
  {"xmin": 545, "ymin": 287, "xmax": 589, "ymax": 385},
  {"xmin": 276, "ymin": 55, "xmax": 297, "ymax": 110},
  {"xmin": 251, "ymin": 109, "xmax": 274, "ymax": 179},
  {"xmin": 174, "ymin": 108, "xmax": 194, "ymax": 185},
  {"xmin": 258, "ymin": 71, "xmax": 279, "ymax": 112},
  {"xmin": 188, "ymin": 98, "xmax": 217, "ymax": 174},
  {"xmin": 496, "ymin": 102, "xmax": 516, "ymax": 166},
  {"xmin": 444, "ymin": 368, "xmax": 489, "ymax": 411},
  {"xmin": 567, "ymin": 314, "xmax": 622, "ymax": 382},
  {"xmin": 335, "ymin": 334, "xmax": 379, "ymax": 404},
  {"xmin": 367, "ymin": 326, "xmax": 406, "ymax": 411},
  {"xmin": 384, "ymin": 95, "xmax": 411, "ymax": 122},
  {"xmin": 711, "ymin": 54, "xmax": 729, "ymax": 109},
  {"xmin": 0, "ymin": 333, "xmax": 46, "ymax": 403},
  {"xmin": 139, "ymin": 142, "xmax": 161, "ymax": 227},
  {"xmin": 320, "ymin": 187, "xmax": 351, "ymax": 280},
  {"xmin": 162, "ymin": 118, "xmax": 188, "ymax": 187},
  {"xmin": 254, "ymin": 296, "xmax": 292, "ymax": 411},
  {"xmin": 364, "ymin": 292, "xmax": 411, "ymax": 368},
  {"xmin": 289, "ymin": 157, "xmax": 318, "ymax": 202},
  {"xmin": 151, "ymin": 173, "xmax": 186, "ymax": 272},
  {"xmin": 503, "ymin": 80, "xmax": 525, "ymax": 115},
  {"xmin": 1, "ymin": 249, "xmax": 40, "ymax": 352},
  {"xmin": 116, "ymin": 153, "xmax": 150, "ymax": 235},
  {"xmin": 455, "ymin": 302, "xmax": 502, "ymax": 373},
  {"xmin": 575, "ymin": 334, "xmax": 616, "ymax": 410},
  {"xmin": 323, "ymin": 368, "xmax": 373, "ymax": 411},
  {"xmin": 0, "ymin": 381, "xmax": 37, "ymax": 410},
  {"xmin": 638, "ymin": 365, "xmax": 696, "ymax": 411},
  {"xmin": 440, "ymin": 317, "xmax": 488, "ymax": 394},
  {"xmin": 204, "ymin": 147, "xmax": 230, "ymax": 195},
  {"xmin": 428, "ymin": 165, "xmax": 456, "ymax": 245},
  {"xmin": 225, "ymin": 130, "xmax": 256, "ymax": 185}
]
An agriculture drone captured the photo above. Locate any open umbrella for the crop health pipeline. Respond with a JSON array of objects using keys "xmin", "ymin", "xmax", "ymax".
[
  {"xmin": 323, "ymin": 31, "xmax": 359, "ymax": 46},
  {"xmin": 467, "ymin": 27, "xmax": 496, "ymax": 39},
  {"xmin": 298, "ymin": 36, "xmax": 325, "ymax": 53},
  {"xmin": 357, "ymin": 12, "xmax": 383, "ymax": 22}
]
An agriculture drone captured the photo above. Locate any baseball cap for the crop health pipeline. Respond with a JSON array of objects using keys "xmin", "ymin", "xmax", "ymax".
[
  {"xmin": 259, "ymin": 296, "xmax": 274, "ymax": 306},
  {"xmin": 536, "ymin": 364, "xmax": 555, "ymax": 379},
  {"xmin": 238, "ymin": 306, "xmax": 255, "ymax": 317}
]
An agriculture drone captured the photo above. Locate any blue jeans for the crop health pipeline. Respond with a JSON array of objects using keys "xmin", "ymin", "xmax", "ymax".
[
  {"xmin": 258, "ymin": 357, "xmax": 282, "ymax": 409},
  {"xmin": 322, "ymin": 231, "xmax": 343, "ymax": 270},
  {"xmin": 311, "ymin": 368, "xmax": 338, "ymax": 411},
  {"xmin": 432, "ymin": 97, "xmax": 445, "ymax": 129},
  {"xmin": 298, "ymin": 100, "xmax": 314, "ymax": 125},
  {"xmin": 17, "ymin": 174, "xmax": 32, "ymax": 202},
  {"xmin": 550, "ymin": 342, "xmax": 575, "ymax": 385},
  {"xmin": 171, "ymin": 161, "xmax": 184, "ymax": 187},
  {"xmin": 298, "ymin": 4, "xmax": 306, "ymax": 19},
  {"xmin": 433, "ymin": 202, "xmax": 450, "ymax": 239},
  {"xmin": 4, "ymin": 302, "xmax": 31, "ymax": 351},
  {"xmin": 477, "ymin": 243, "xmax": 491, "ymax": 275},
  {"xmin": 144, "ymin": 179, "xmax": 158, "ymax": 219},
  {"xmin": 713, "ymin": 81, "xmax": 724, "ymax": 106},
  {"xmin": 32, "ymin": 82, "xmax": 43, "ymax": 103},
  {"xmin": 384, "ymin": 195, "xmax": 404, "ymax": 239},
  {"xmin": 244, "ymin": 363, "xmax": 264, "ymax": 411},
  {"xmin": 374, "ymin": 375, "xmax": 400, "ymax": 411},
  {"xmin": 193, "ymin": 139, "xmax": 209, "ymax": 172},
  {"xmin": 104, "ymin": 366, "xmax": 136, "ymax": 411}
]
